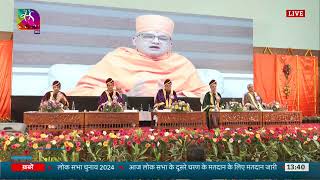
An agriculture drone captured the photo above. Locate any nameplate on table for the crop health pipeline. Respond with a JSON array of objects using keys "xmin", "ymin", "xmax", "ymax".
[
  {"xmin": 64, "ymin": 110, "xmax": 79, "ymax": 113},
  {"xmin": 262, "ymin": 110, "xmax": 273, "ymax": 112},
  {"xmin": 156, "ymin": 109, "xmax": 171, "ymax": 112},
  {"xmin": 219, "ymin": 109, "xmax": 232, "ymax": 112},
  {"xmin": 139, "ymin": 111, "xmax": 152, "ymax": 121},
  {"xmin": 124, "ymin": 110, "xmax": 139, "ymax": 113}
]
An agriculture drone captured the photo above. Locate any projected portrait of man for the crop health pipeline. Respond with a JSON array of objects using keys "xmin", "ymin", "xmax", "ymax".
[{"xmin": 68, "ymin": 15, "xmax": 207, "ymax": 97}]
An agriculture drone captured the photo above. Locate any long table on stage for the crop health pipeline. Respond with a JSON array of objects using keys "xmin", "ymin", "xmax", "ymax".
[
  {"xmin": 210, "ymin": 111, "xmax": 302, "ymax": 128},
  {"xmin": 24, "ymin": 111, "xmax": 303, "ymax": 132},
  {"xmin": 24, "ymin": 111, "xmax": 206, "ymax": 132}
]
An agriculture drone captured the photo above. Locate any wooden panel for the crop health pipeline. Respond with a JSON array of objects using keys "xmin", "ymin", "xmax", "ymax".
[
  {"xmin": 152, "ymin": 112, "xmax": 206, "ymax": 129},
  {"xmin": 84, "ymin": 112, "xmax": 139, "ymax": 131},
  {"xmin": 210, "ymin": 111, "xmax": 303, "ymax": 128},
  {"xmin": 211, "ymin": 111, "xmax": 262, "ymax": 128},
  {"xmin": 24, "ymin": 112, "xmax": 85, "ymax": 132},
  {"xmin": 254, "ymin": 47, "xmax": 320, "ymax": 57},
  {"xmin": 262, "ymin": 111, "xmax": 302, "ymax": 126},
  {"xmin": 23, "ymin": 111, "xmax": 304, "ymax": 132}
]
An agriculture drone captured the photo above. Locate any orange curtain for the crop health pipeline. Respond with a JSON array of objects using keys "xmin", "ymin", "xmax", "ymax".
[
  {"xmin": 297, "ymin": 56, "xmax": 318, "ymax": 116},
  {"xmin": 0, "ymin": 40, "xmax": 13, "ymax": 119},
  {"xmin": 253, "ymin": 54, "xmax": 276, "ymax": 104},
  {"xmin": 254, "ymin": 53, "xmax": 318, "ymax": 116}
]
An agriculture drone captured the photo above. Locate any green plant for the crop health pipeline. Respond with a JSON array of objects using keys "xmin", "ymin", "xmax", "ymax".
[
  {"xmin": 102, "ymin": 102, "xmax": 123, "ymax": 112},
  {"xmin": 229, "ymin": 102, "xmax": 243, "ymax": 112}
]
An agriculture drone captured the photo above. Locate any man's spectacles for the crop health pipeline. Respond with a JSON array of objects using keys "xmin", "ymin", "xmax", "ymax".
[{"xmin": 138, "ymin": 33, "xmax": 171, "ymax": 43}]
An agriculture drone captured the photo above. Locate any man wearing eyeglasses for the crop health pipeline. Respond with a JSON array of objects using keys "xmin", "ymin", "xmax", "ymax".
[
  {"xmin": 68, "ymin": 15, "xmax": 207, "ymax": 97},
  {"xmin": 243, "ymin": 83, "xmax": 264, "ymax": 111}
]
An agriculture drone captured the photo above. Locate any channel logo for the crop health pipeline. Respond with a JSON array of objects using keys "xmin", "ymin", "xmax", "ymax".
[{"xmin": 16, "ymin": 9, "xmax": 40, "ymax": 34}]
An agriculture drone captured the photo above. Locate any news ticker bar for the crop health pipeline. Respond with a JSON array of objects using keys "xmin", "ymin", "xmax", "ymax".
[{"xmin": 0, "ymin": 162, "xmax": 319, "ymax": 179}]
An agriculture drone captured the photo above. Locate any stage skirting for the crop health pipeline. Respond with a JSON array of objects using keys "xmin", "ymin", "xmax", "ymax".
[
  {"xmin": 24, "ymin": 111, "xmax": 302, "ymax": 132},
  {"xmin": 211, "ymin": 111, "xmax": 302, "ymax": 128}
]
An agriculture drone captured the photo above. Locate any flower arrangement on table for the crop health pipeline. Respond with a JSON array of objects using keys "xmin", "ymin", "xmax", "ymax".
[
  {"xmin": 268, "ymin": 101, "xmax": 287, "ymax": 112},
  {"xmin": 229, "ymin": 101, "xmax": 243, "ymax": 112},
  {"xmin": 101, "ymin": 101, "xmax": 123, "ymax": 112},
  {"xmin": 171, "ymin": 100, "xmax": 191, "ymax": 112},
  {"xmin": 39, "ymin": 100, "xmax": 64, "ymax": 112}
]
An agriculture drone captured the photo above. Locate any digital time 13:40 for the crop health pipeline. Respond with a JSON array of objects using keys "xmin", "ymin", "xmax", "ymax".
[{"xmin": 285, "ymin": 163, "xmax": 309, "ymax": 172}]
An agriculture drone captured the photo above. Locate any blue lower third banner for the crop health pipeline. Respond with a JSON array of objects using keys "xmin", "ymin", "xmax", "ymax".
[{"xmin": 0, "ymin": 162, "xmax": 319, "ymax": 179}]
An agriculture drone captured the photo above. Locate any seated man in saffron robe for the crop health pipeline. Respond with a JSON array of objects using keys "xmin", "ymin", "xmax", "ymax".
[
  {"xmin": 98, "ymin": 78, "xmax": 124, "ymax": 111},
  {"xmin": 243, "ymin": 83, "xmax": 264, "ymax": 111},
  {"xmin": 41, "ymin": 80, "xmax": 69, "ymax": 109},
  {"xmin": 154, "ymin": 79, "xmax": 178, "ymax": 110},
  {"xmin": 68, "ymin": 15, "xmax": 207, "ymax": 97},
  {"xmin": 202, "ymin": 80, "xmax": 222, "ymax": 129}
]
